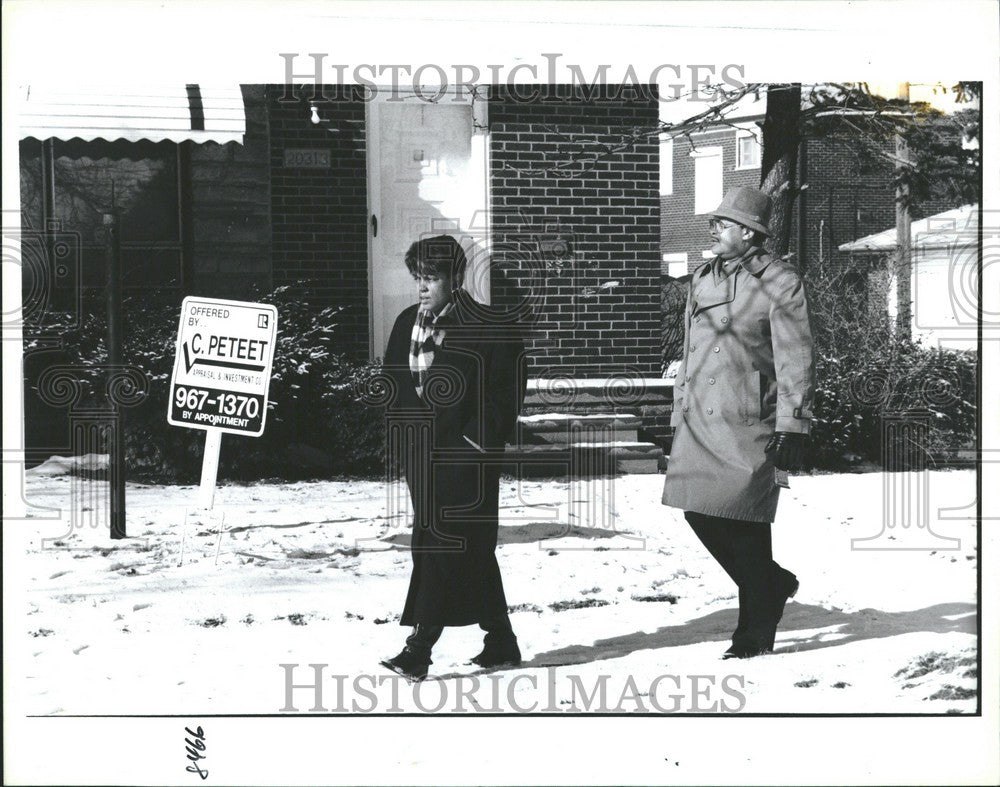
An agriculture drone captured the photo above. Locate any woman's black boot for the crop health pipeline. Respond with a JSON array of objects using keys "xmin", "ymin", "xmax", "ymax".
[{"xmin": 381, "ymin": 624, "xmax": 443, "ymax": 681}]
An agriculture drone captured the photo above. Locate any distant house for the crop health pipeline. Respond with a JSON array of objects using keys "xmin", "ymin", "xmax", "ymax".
[
  {"xmin": 838, "ymin": 204, "xmax": 980, "ymax": 351},
  {"xmin": 658, "ymin": 86, "xmax": 963, "ymax": 280},
  {"xmin": 660, "ymin": 106, "xmax": 899, "ymax": 278}
]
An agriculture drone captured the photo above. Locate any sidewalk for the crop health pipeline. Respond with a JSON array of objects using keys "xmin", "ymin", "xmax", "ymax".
[{"xmin": 10, "ymin": 467, "xmax": 977, "ymax": 715}]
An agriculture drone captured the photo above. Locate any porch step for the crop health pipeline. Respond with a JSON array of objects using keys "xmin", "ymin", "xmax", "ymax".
[
  {"xmin": 508, "ymin": 441, "xmax": 664, "ymax": 475},
  {"xmin": 523, "ymin": 377, "xmax": 674, "ymax": 411},
  {"xmin": 518, "ymin": 412, "xmax": 641, "ymax": 443},
  {"xmin": 514, "ymin": 378, "xmax": 674, "ymax": 475}
]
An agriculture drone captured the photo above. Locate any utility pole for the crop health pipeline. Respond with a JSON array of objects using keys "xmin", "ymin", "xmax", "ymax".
[{"xmin": 894, "ymin": 82, "xmax": 912, "ymax": 341}]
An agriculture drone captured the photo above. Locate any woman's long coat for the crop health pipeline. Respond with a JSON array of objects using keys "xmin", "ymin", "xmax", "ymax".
[
  {"xmin": 383, "ymin": 290, "xmax": 527, "ymax": 626},
  {"xmin": 661, "ymin": 248, "xmax": 815, "ymax": 523}
]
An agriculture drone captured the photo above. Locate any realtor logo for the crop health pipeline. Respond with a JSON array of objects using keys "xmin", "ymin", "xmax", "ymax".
[{"xmin": 258, "ymin": 313, "xmax": 269, "ymax": 329}]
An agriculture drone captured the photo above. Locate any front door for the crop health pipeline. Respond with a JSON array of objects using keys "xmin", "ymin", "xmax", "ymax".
[{"xmin": 367, "ymin": 88, "xmax": 490, "ymax": 358}]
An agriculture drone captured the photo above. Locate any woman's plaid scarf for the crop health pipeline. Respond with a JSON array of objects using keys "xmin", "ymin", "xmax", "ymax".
[{"xmin": 409, "ymin": 300, "xmax": 454, "ymax": 399}]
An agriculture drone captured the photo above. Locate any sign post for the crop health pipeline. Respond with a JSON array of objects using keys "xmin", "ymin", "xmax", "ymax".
[
  {"xmin": 198, "ymin": 429, "xmax": 223, "ymax": 509},
  {"xmin": 167, "ymin": 296, "xmax": 278, "ymax": 509}
]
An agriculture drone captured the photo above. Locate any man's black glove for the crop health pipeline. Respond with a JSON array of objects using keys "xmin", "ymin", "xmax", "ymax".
[{"xmin": 765, "ymin": 431, "xmax": 806, "ymax": 472}]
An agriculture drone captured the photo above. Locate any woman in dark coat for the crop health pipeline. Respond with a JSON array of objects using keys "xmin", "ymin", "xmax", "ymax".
[{"xmin": 380, "ymin": 235, "xmax": 527, "ymax": 681}]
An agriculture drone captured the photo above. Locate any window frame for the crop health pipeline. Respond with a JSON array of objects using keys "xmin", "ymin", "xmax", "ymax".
[
  {"xmin": 661, "ymin": 252, "xmax": 689, "ymax": 279},
  {"xmin": 735, "ymin": 129, "xmax": 762, "ymax": 170},
  {"xmin": 22, "ymin": 137, "xmax": 191, "ymax": 294},
  {"xmin": 690, "ymin": 146, "xmax": 724, "ymax": 215},
  {"xmin": 659, "ymin": 133, "xmax": 674, "ymax": 197}
]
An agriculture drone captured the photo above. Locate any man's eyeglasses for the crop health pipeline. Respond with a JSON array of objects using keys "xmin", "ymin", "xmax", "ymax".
[{"xmin": 708, "ymin": 218, "xmax": 738, "ymax": 232}]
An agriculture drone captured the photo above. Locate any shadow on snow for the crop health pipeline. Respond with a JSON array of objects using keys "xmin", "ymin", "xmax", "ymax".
[{"xmin": 522, "ymin": 601, "xmax": 977, "ymax": 668}]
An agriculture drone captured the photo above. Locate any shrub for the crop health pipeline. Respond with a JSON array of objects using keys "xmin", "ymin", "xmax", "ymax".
[
  {"xmin": 22, "ymin": 284, "xmax": 386, "ymax": 482},
  {"xmin": 805, "ymin": 256, "xmax": 977, "ymax": 469},
  {"xmin": 809, "ymin": 341, "xmax": 977, "ymax": 468},
  {"xmin": 660, "ymin": 275, "xmax": 689, "ymax": 373}
]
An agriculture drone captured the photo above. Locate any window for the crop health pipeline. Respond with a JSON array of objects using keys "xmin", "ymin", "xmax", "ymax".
[
  {"xmin": 662, "ymin": 252, "xmax": 688, "ymax": 278},
  {"xmin": 659, "ymin": 134, "xmax": 673, "ymax": 196},
  {"xmin": 19, "ymin": 138, "xmax": 186, "ymax": 308},
  {"xmin": 691, "ymin": 147, "xmax": 723, "ymax": 214},
  {"xmin": 736, "ymin": 130, "xmax": 761, "ymax": 169}
]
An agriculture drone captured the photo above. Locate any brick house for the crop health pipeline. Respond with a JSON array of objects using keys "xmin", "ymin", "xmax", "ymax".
[
  {"xmin": 658, "ymin": 96, "xmax": 963, "ymax": 366},
  {"xmin": 19, "ymin": 83, "xmax": 671, "ymax": 471},
  {"xmin": 659, "ymin": 107, "xmax": 905, "ymax": 280}
]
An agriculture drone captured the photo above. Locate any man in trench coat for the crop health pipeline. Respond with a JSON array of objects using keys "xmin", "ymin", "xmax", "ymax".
[
  {"xmin": 662, "ymin": 186, "xmax": 815, "ymax": 658},
  {"xmin": 380, "ymin": 235, "xmax": 527, "ymax": 681}
]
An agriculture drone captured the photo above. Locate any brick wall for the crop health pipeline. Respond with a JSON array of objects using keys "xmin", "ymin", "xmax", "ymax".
[
  {"xmin": 662, "ymin": 122, "xmax": 962, "ymax": 275},
  {"xmin": 189, "ymin": 84, "xmax": 272, "ymax": 298},
  {"xmin": 488, "ymin": 85, "xmax": 662, "ymax": 379},
  {"xmin": 265, "ymin": 84, "xmax": 369, "ymax": 360},
  {"xmin": 661, "ymin": 126, "xmax": 761, "ymax": 272},
  {"xmin": 788, "ymin": 135, "xmax": 895, "ymax": 270},
  {"xmin": 790, "ymin": 135, "xmax": 959, "ymax": 272}
]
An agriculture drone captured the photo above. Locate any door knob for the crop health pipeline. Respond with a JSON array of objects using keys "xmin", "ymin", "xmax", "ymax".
[{"xmin": 371, "ymin": 214, "xmax": 378, "ymax": 237}]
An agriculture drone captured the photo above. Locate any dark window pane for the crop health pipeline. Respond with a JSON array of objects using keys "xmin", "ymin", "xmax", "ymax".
[
  {"xmin": 52, "ymin": 140, "xmax": 178, "ymax": 244},
  {"xmin": 78, "ymin": 245, "xmax": 181, "ymax": 290},
  {"xmin": 122, "ymin": 247, "xmax": 182, "ymax": 289},
  {"xmin": 19, "ymin": 140, "xmax": 44, "ymax": 232},
  {"xmin": 79, "ymin": 246, "xmax": 106, "ymax": 288}
]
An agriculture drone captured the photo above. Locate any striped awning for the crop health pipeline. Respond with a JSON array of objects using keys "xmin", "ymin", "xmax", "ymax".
[{"xmin": 19, "ymin": 85, "xmax": 246, "ymax": 144}]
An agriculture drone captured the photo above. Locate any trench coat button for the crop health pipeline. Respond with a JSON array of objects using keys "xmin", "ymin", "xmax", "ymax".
[
  {"xmin": 690, "ymin": 345, "xmax": 696, "ymax": 352},
  {"xmin": 685, "ymin": 374, "xmax": 691, "ymax": 382},
  {"xmin": 706, "ymin": 407, "xmax": 714, "ymax": 414},
  {"xmin": 713, "ymin": 346, "xmax": 720, "ymax": 353},
  {"xmin": 682, "ymin": 405, "xmax": 689, "ymax": 412},
  {"xmin": 721, "ymin": 316, "xmax": 729, "ymax": 324},
  {"xmin": 708, "ymin": 378, "xmax": 715, "ymax": 384}
]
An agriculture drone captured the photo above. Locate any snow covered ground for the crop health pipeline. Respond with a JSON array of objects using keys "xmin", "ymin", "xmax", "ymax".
[{"xmin": 10, "ymin": 464, "xmax": 978, "ymax": 715}]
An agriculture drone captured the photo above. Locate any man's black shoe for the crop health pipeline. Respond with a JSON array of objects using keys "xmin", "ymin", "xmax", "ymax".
[
  {"xmin": 380, "ymin": 647, "xmax": 431, "ymax": 682},
  {"xmin": 767, "ymin": 573, "xmax": 799, "ymax": 650},
  {"xmin": 722, "ymin": 643, "xmax": 772, "ymax": 660},
  {"xmin": 469, "ymin": 639, "xmax": 522, "ymax": 669},
  {"xmin": 774, "ymin": 574, "xmax": 799, "ymax": 625}
]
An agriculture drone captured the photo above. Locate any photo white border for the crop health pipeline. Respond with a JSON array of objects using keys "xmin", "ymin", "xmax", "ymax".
[{"xmin": 3, "ymin": 1, "xmax": 998, "ymax": 784}]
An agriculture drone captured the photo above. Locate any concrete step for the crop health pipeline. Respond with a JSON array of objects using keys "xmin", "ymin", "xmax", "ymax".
[
  {"xmin": 526, "ymin": 377, "xmax": 674, "ymax": 395},
  {"xmin": 524, "ymin": 377, "xmax": 674, "ymax": 410},
  {"xmin": 518, "ymin": 412, "xmax": 641, "ymax": 443},
  {"xmin": 509, "ymin": 441, "xmax": 664, "ymax": 475},
  {"xmin": 523, "ymin": 390, "xmax": 671, "ymax": 409}
]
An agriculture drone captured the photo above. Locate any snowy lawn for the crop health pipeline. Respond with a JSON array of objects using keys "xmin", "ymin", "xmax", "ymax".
[{"xmin": 11, "ymin": 465, "xmax": 977, "ymax": 715}]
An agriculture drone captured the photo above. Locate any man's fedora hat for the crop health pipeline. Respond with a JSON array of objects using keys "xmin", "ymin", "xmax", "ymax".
[{"xmin": 709, "ymin": 186, "xmax": 773, "ymax": 237}]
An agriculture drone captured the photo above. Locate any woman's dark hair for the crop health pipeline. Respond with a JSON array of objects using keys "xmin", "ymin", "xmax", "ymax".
[{"xmin": 404, "ymin": 235, "xmax": 467, "ymax": 284}]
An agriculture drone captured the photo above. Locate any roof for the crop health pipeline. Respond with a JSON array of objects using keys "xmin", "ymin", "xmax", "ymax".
[
  {"xmin": 19, "ymin": 85, "xmax": 246, "ymax": 145},
  {"xmin": 838, "ymin": 205, "xmax": 979, "ymax": 254}
]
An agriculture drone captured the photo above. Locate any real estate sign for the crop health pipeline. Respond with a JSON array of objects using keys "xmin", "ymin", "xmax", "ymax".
[{"xmin": 167, "ymin": 296, "xmax": 278, "ymax": 437}]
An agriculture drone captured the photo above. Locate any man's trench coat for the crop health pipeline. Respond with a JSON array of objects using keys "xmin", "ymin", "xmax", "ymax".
[
  {"xmin": 661, "ymin": 247, "xmax": 816, "ymax": 523},
  {"xmin": 383, "ymin": 290, "xmax": 527, "ymax": 626}
]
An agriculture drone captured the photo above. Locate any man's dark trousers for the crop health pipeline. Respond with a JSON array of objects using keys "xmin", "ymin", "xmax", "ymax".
[{"xmin": 685, "ymin": 511, "xmax": 796, "ymax": 651}]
